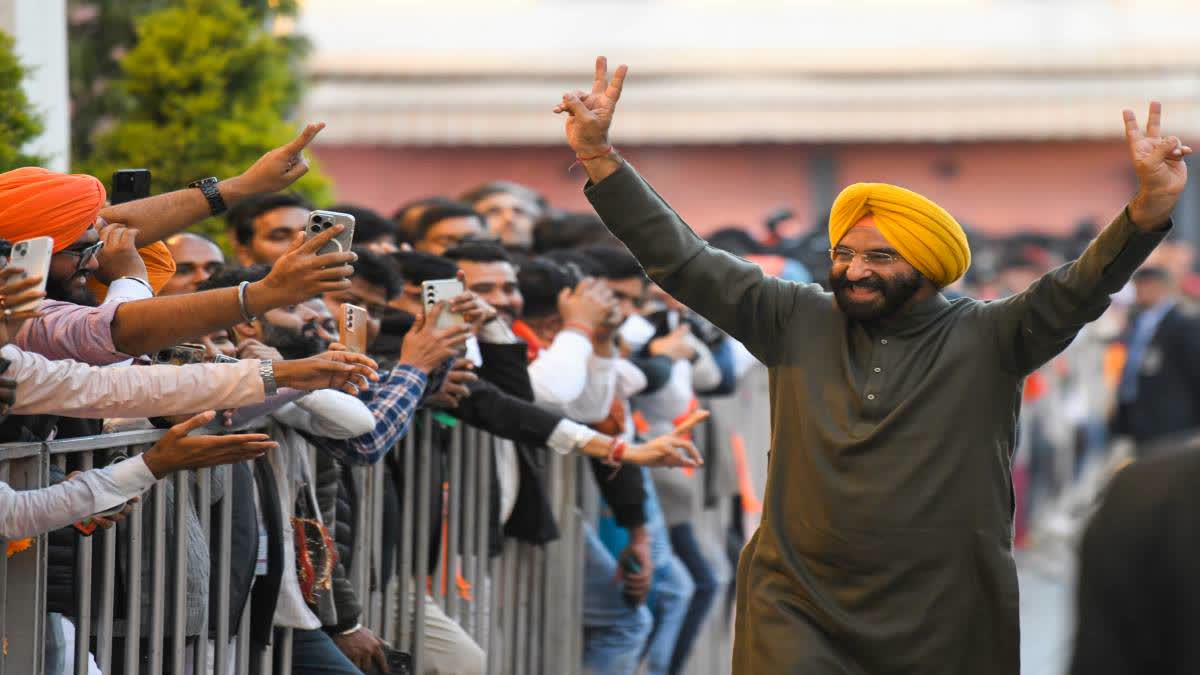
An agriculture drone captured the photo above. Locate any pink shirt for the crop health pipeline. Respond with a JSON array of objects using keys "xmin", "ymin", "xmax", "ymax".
[{"xmin": 13, "ymin": 275, "xmax": 155, "ymax": 365}]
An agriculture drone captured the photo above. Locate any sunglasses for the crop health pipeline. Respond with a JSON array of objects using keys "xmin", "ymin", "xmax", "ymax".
[{"xmin": 58, "ymin": 240, "xmax": 105, "ymax": 275}]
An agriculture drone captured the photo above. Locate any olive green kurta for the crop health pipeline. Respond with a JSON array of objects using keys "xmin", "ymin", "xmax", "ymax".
[{"xmin": 585, "ymin": 163, "xmax": 1167, "ymax": 675}]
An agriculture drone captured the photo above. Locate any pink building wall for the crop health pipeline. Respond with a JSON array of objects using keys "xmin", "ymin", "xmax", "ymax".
[{"xmin": 310, "ymin": 141, "xmax": 1132, "ymax": 238}]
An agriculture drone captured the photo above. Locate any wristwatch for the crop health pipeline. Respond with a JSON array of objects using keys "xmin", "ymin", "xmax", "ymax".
[
  {"xmin": 259, "ymin": 360, "xmax": 278, "ymax": 396},
  {"xmin": 188, "ymin": 177, "xmax": 227, "ymax": 216}
]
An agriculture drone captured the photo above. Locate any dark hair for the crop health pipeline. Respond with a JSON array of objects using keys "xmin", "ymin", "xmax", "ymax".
[
  {"xmin": 443, "ymin": 240, "xmax": 513, "ymax": 265},
  {"xmin": 532, "ymin": 211, "xmax": 618, "ymax": 253},
  {"xmin": 577, "ymin": 244, "xmax": 646, "ymax": 282},
  {"xmin": 349, "ymin": 247, "xmax": 401, "ymax": 300},
  {"xmin": 226, "ymin": 193, "xmax": 313, "ymax": 245},
  {"xmin": 518, "ymin": 259, "xmax": 574, "ymax": 319},
  {"xmin": 413, "ymin": 203, "xmax": 485, "ymax": 242},
  {"xmin": 708, "ymin": 227, "xmax": 762, "ymax": 257},
  {"xmin": 459, "ymin": 181, "xmax": 547, "ymax": 211},
  {"xmin": 328, "ymin": 203, "xmax": 397, "ymax": 246},
  {"xmin": 198, "ymin": 265, "xmax": 270, "ymax": 291},
  {"xmin": 392, "ymin": 196, "xmax": 459, "ymax": 227},
  {"xmin": 392, "ymin": 251, "xmax": 460, "ymax": 285},
  {"xmin": 541, "ymin": 248, "xmax": 604, "ymax": 278}
]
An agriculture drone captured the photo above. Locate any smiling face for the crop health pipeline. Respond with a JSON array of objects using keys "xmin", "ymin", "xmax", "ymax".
[{"xmin": 828, "ymin": 216, "xmax": 928, "ymax": 323}]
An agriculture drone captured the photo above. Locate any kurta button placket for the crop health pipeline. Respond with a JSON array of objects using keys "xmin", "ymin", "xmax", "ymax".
[
  {"xmin": 880, "ymin": 339, "xmax": 888, "ymax": 345},
  {"xmin": 866, "ymin": 394, "xmax": 876, "ymax": 400}
]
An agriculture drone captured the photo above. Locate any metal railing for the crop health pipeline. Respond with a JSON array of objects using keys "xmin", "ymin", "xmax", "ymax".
[{"xmin": 0, "ymin": 412, "xmax": 587, "ymax": 674}]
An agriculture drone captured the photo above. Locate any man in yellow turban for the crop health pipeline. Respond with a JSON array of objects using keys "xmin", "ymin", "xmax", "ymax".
[{"xmin": 557, "ymin": 56, "xmax": 1192, "ymax": 674}]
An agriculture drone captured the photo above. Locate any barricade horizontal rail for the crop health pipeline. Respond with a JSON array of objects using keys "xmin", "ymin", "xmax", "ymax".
[{"xmin": 0, "ymin": 413, "xmax": 587, "ymax": 675}]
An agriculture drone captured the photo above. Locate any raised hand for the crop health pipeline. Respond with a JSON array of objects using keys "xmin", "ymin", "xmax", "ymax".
[
  {"xmin": 273, "ymin": 350, "xmax": 380, "ymax": 396},
  {"xmin": 1124, "ymin": 102, "xmax": 1193, "ymax": 230},
  {"xmin": 92, "ymin": 223, "xmax": 148, "ymax": 285},
  {"xmin": 425, "ymin": 357, "xmax": 479, "ymax": 410},
  {"xmin": 554, "ymin": 56, "xmax": 628, "ymax": 157},
  {"xmin": 141, "ymin": 411, "xmax": 278, "ymax": 479},
  {"xmin": 559, "ymin": 277, "xmax": 617, "ymax": 336},
  {"xmin": 232, "ymin": 122, "xmax": 326, "ymax": 196},
  {"xmin": 246, "ymin": 224, "xmax": 357, "ymax": 312}
]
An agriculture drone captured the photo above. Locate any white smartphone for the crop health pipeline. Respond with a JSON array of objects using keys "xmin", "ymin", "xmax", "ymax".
[
  {"xmin": 8, "ymin": 236, "xmax": 53, "ymax": 313},
  {"xmin": 340, "ymin": 303, "xmax": 370, "ymax": 354},
  {"xmin": 305, "ymin": 210, "xmax": 356, "ymax": 256},
  {"xmin": 421, "ymin": 278, "xmax": 466, "ymax": 330}
]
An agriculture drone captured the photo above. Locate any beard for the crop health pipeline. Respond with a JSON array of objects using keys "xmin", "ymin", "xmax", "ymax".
[
  {"xmin": 262, "ymin": 320, "xmax": 327, "ymax": 360},
  {"xmin": 47, "ymin": 273, "xmax": 97, "ymax": 306},
  {"xmin": 829, "ymin": 268, "xmax": 925, "ymax": 323}
]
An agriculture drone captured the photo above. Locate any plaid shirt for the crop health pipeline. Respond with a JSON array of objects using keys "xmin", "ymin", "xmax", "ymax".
[{"xmin": 317, "ymin": 364, "xmax": 429, "ymax": 465}]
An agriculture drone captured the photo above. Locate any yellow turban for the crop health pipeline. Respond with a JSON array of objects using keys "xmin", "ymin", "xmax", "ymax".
[{"xmin": 828, "ymin": 183, "xmax": 970, "ymax": 287}]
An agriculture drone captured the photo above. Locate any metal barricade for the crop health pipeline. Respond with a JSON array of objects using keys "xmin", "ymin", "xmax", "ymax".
[{"xmin": 0, "ymin": 412, "xmax": 597, "ymax": 675}]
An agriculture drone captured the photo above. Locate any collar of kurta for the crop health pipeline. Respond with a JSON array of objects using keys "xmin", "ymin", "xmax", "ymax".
[{"xmin": 855, "ymin": 292, "xmax": 953, "ymax": 337}]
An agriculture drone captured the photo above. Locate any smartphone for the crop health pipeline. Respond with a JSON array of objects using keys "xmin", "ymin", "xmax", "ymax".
[
  {"xmin": 421, "ymin": 278, "xmax": 466, "ymax": 330},
  {"xmin": 212, "ymin": 354, "xmax": 240, "ymax": 364},
  {"xmin": 305, "ymin": 210, "xmax": 356, "ymax": 256},
  {"xmin": 380, "ymin": 647, "xmax": 412, "ymax": 674},
  {"xmin": 340, "ymin": 303, "xmax": 370, "ymax": 354},
  {"xmin": 111, "ymin": 169, "xmax": 151, "ymax": 205},
  {"xmin": 618, "ymin": 550, "xmax": 643, "ymax": 608},
  {"xmin": 8, "ymin": 236, "xmax": 53, "ymax": 313},
  {"xmin": 154, "ymin": 344, "xmax": 207, "ymax": 366}
]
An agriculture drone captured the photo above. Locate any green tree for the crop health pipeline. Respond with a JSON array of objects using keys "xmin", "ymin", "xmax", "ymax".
[
  {"xmin": 0, "ymin": 31, "xmax": 48, "ymax": 171},
  {"xmin": 78, "ymin": 0, "xmax": 329, "ymax": 239}
]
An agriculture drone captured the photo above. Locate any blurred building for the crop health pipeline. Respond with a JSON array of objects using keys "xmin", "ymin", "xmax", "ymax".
[
  {"xmin": 0, "ymin": 0, "xmax": 69, "ymax": 170},
  {"xmin": 296, "ymin": 0, "xmax": 1200, "ymax": 240}
]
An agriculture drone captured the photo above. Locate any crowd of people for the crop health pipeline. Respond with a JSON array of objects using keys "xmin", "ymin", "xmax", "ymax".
[{"xmin": 0, "ymin": 122, "xmax": 760, "ymax": 675}]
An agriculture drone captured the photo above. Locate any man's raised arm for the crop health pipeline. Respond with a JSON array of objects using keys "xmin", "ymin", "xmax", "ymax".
[
  {"xmin": 555, "ymin": 57, "xmax": 821, "ymax": 365},
  {"xmin": 984, "ymin": 102, "xmax": 1192, "ymax": 375},
  {"xmin": 100, "ymin": 123, "xmax": 325, "ymax": 249}
]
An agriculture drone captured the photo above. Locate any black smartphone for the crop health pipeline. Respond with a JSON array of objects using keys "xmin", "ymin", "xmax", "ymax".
[
  {"xmin": 379, "ymin": 647, "xmax": 411, "ymax": 675},
  {"xmin": 111, "ymin": 169, "xmax": 151, "ymax": 205},
  {"xmin": 619, "ymin": 550, "xmax": 643, "ymax": 608}
]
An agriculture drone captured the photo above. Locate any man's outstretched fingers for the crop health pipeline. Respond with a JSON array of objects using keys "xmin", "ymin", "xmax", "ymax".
[
  {"xmin": 285, "ymin": 122, "xmax": 326, "ymax": 154},
  {"xmin": 607, "ymin": 64, "xmax": 628, "ymax": 102},
  {"xmin": 171, "ymin": 411, "xmax": 217, "ymax": 437},
  {"xmin": 672, "ymin": 410, "xmax": 711, "ymax": 436},
  {"xmin": 1122, "ymin": 109, "xmax": 1141, "ymax": 141}
]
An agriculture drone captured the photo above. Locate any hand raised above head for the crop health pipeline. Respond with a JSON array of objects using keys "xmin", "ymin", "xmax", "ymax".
[
  {"xmin": 553, "ymin": 56, "xmax": 629, "ymax": 157},
  {"xmin": 1123, "ymin": 102, "xmax": 1193, "ymax": 230}
]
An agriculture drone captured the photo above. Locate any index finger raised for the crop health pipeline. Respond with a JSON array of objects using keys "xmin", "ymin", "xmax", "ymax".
[
  {"xmin": 284, "ymin": 122, "xmax": 325, "ymax": 154},
  {"xmin": 1122, "ymin": 109, "xmax": 1142, "ymax": 141},
  {"xmin": 295, "ymin": 222, "xmax": 342, "ymax": 254},
  {"xmin": 592, "ymin": 55, "xmax": 608, "ymax": 95}
]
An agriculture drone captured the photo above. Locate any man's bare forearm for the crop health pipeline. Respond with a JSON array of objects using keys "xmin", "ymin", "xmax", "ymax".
[
  {"xmin": 111, "ymin": 281, "xmax": 279, "ymax": 356},
  {"xmin": 101, "ymin": 178, "xmax": 253, "ymax": 249}
]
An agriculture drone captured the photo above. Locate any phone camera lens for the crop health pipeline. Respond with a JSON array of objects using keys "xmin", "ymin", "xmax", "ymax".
[{"xmin": 15, "ymin": 244, "xmax": 25, "ymax": 254}]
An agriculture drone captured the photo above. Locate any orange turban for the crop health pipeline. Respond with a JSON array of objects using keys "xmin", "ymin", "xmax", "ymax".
[
  {"xmin": 0, "ymin": 167, "xmax": 107, "ymax": 253},
  {"xmin": 829, "ymin": 183, "xmax": 970, "ymax": 288}
]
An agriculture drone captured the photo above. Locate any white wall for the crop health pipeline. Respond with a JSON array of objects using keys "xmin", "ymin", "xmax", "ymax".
[{"xmin": 0, "ymin": 0, "xmax": 69, "ymax": 171}]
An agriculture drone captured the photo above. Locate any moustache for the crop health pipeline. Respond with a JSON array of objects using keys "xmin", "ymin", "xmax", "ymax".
[{"xmin": 831, "ymin": 273, "xmax": 887, "ymax": 294}]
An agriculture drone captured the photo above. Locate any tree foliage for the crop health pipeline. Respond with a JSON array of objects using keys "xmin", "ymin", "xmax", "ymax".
[
  {"xmin": 0, "ymin": 31, "xmax": 48, "ymax": 171},
  {"xmin": 75, "ymin": 0, "xmax": 328, "ymax": 238}
]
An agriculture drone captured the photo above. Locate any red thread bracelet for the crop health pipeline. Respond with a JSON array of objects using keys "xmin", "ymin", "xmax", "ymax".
[
  {"xmin": 564, "ymin": 320, "xmax": 595, "ymax": 340},
  {"xmin": 576, "ymin": 146, "xmax": 614, "ymax": 161}
]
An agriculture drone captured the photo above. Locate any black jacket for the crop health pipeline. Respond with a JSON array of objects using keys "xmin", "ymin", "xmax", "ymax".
[
  {"xmin": 1069, "ymin": 444, "xmax": 1200, "ymax": 675},
  {"xmin": 311, "ymin": 449, "xmax": 363, "ymax": 633},
  {"xmin": 1112, "ymin": 303, "xmax": 1200, "ymax": 446}
]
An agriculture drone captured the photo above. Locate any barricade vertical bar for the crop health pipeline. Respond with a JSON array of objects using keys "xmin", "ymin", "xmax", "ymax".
[
  {"xmin": 541, "ymin": 451, "xmax": 565, "ymax": 674},
  {"xmin": 501, "ymin": 540, "xmax": 517, "ymax": 675},
  {"xmin": 514, "ymin": 543, "xmax": 530, "ymax": 675},
  {"xmin": 459, "ymin": 429, "xmax": 477, "ymax": 637},
  {"xmin": 530, "ymin": 545, "xmax": 544, "ymax": 675},
  {"xmin": 172, "ymin": 471, "xmax": 189, "ymax": 675},
  {"xmin": 369, "ymin": 459, "xmax": 386, "ymax": 629},
  {"xmin": 195, "ymin": 467, "xmax": 212, "ymax": 672},
  {"xmin": 413, "ymin": 414, "xmax": 433, "ymax": 673},
  {"xmin": 0, "ymin": 461, "xmax": 10, "ymax": 675},
  {"xmin": 123, "ymin": 461, "xmax": 144, "ymax": 674},
  {"xmin": 472, "ymin": 430, "xmax": 489, "ymax": 642},
  {"xmin": 74, "ymin": 451, "xmax": 95, "ymax": 675},
  {"xmin": 572, "ymin": 458, "xmax": 586, "ymax": 674},
  {"xmin": 148, "ymin": 480, "xmax": 168, "ymax": 674},
  {"xmin": 446, "ymin": 424, "xmax": 463, "ymax": 622},
  {"xmin": 397, "ymin": 430, "xmax": 415, "ymax": 647},
  {"xmin": 350, "ymin": 465, "xmax": 368, "ymax": 604},
  {"xmin": 3, "ymin": 452, "xmax": 47, "ymax": 674},
  {"xmin": 236, "ymin": 598, "xmax": 251, "ymax": 674},
  {"xmin": 277, "ymin": 627, "xmax": 293, "ymax": 673},
  {"xmin": 95, "ymin": 482, "xmax": 119, "ymax": 673},
  {"xmin": 214, "ymin": 464, "xmax": 233, "ymax": 675}
]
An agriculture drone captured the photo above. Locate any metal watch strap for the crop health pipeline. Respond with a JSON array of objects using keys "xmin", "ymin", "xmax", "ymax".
[
  {"xmin": 259, "ymin": 360, "xmax": 278, "ymax": 396},
  {"xmin": 188, "ymin": 177, "xmax": 227, "ymax": 216}
]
